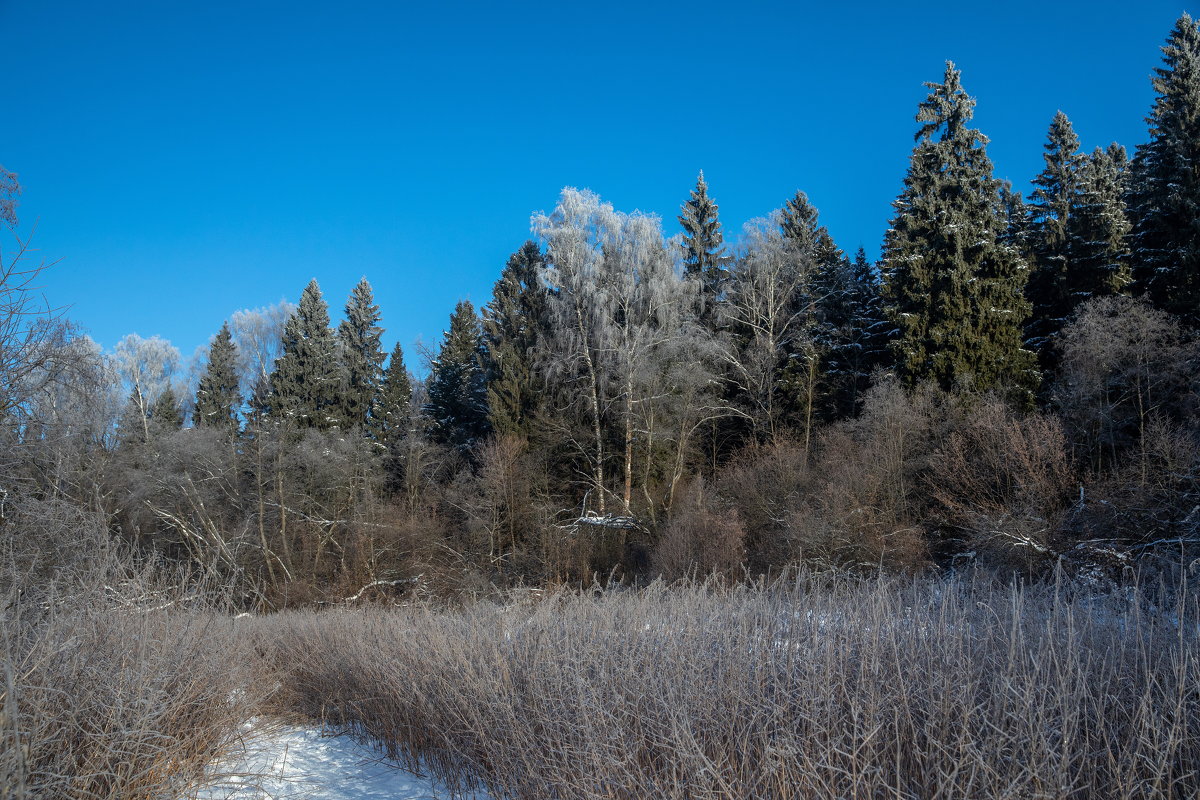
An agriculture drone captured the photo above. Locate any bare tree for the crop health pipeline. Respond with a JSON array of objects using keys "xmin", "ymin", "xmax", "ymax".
[{"xmin": 111, "ymin": 334, "xmax": 181, "ymax": 442}]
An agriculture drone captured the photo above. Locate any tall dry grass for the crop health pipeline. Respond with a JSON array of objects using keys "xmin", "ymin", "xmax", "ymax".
[
  {"xmin": 0, "ymin": 512, "xmax": 263, "ymax": 800},
  {"xmin": 264, "ymin": 572, "xmax": 1199, "ymax": 800}
]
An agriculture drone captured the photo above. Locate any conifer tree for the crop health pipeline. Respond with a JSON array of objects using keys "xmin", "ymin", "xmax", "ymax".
[
  {"xmin": 827, "ymin": 248, "xmax": 889, "ymax": 415},
  {"xmin": 1068, "ymin": 145, "xmax": 1132, "ymax": 302},
  {"xmin": 150, "ymin": 386, "xmax": 183, "ymax": 433},
  {"xmin": 1128, "ymin": 13, "xmax": 1200, "ymax": 324},
  {"xmin": 882, "ymin": 62, "xmax": 1037, "ymax": 406},
  {"xmin": 425, "ymin": 300, "xmax": 490, "ymax": 451},
  {"xmin": 269, "ymin": 279, "xmax": 343, "ymax": 429},
  {"xmin": 374, "ymin": 342, "xmax": 412, "ymax": 447},
  {"xmin": 194, "ymin": 322, "xmax": 240, "ymax": 434},
  {"xmin": 1025, "ymin": 112, "xmax": 1083, "ymax": 355},
  {"xmin": 337, "ymin": 278, "xmax": 386, "ymax": 430},
  {"xmin": 482, "ymin": 241, "xmax": 549, "ymax": 437},
  {"xmin": 679, "ymin": 171, "xmax": 727, "ymax": 306}
]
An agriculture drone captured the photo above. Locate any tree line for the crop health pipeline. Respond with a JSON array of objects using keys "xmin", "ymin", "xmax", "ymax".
[{"xmin": 2, "ymin": 15, "xmax": 1198, "ymax": 605}]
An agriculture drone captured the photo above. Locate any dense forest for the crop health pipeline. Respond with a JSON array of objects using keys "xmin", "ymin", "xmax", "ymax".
[{"xmin": 4, "ymin": 14, "xmax": 1200, "ymax": 608}]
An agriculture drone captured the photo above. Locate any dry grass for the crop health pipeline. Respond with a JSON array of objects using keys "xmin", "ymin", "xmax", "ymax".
[
  {"xmin": 0, "ymin": 560, "xmax": 263, "ymax": 800},
  {"xmin": 262, "ymin": 572, "xmax": 1200, "ymax": 800}
]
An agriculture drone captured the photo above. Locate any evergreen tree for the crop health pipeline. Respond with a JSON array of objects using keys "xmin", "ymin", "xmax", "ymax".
[
  {"xmin": 1128, "ymin": 13, "xmax": 1200, "ymax": 324},
  {"xmin": 425, "ymin": 300, "xmax": 490, "ymax": 451},
  {"xmin": 268, "ymin": 279, "xmax": 343, "ymax": 429},
  {"xmin": 882, "ymin": 62, "xmax": 1037, "ymax": 406},
  {"xmin": 193, "ymin": 321, "xmax": 240, "ymax": 435},
  {"xmin": 150, "ymin": 386, "xmax": 183, "ymax": 433},
  {"xmin": 337, "ymin": 278, "xmax": 386, "ymax": 430},
  {"xmin": 1025, "ymin": 112, "xmax": 1083, "ymax": 356},
  {"xmin": 679, "ymin": 171, "xmax": 727, "ymax": 306},
  {"xmin": 827, "ymin": 248, "xmax": 889, "ymax": 416},
  {"xmin": 1068, "ymin": 144, "xmax": 1132, "ymax": 302},
  {"xmin": 482, "ymin": 241, "xmax": 549, "ymax": 437},
  {"xmin": 374, "ymin": 342, "xmax": 412, "ymax": 447}
]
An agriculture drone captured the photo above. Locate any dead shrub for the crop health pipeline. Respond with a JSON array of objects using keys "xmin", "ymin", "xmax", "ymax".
[{"xmin": 652, "ymin": 479, "xmax": 746, "ymax": 580}]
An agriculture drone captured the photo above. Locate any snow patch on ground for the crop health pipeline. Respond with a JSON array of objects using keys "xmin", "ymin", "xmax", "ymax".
[{"xmin": 194, "ymin": 722, "xmax": 490, "ymax": 800}]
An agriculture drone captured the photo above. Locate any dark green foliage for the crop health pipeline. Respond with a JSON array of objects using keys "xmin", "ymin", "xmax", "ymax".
[
  {"xmin": 483, "ymin": 242, "xmax": 550, "ymax": 437},
  {"xmin": 1067, "ymin": 145, "xmax": 1132, "ymax": 301},
  {"xmin": 827, "ymin": 248, "xmax": 889, "ymax": 416},
  {"xmin": 1025, "ymin": 112, "xmax": 1083, "ymax": 356},
  {"xmin": 269, "ymin": 280, "xmax": 343, "ymax": 430},
  {"xmin": 1128, "ymin": 14, "xmax": 1200, "ymax": 324},
  {"xmin": 375, "ymin": 342, "xmax": 413, "ymax": 447},
  {"xmin": 426, "ymin": 300, "xmax": 490, "ymax": 451},
  {"xmin": 150, "ymin": 386, "xmax": 183, "ymax": 433},
  {"xmin": 679, "ymin": 171, "xmax": 727, "ymax": 305},
  {"xmin": 193, "ymin": 322, "xmax": 240, "ymax": 435},
  {"xmin": 882, "ymin": 62, "xmax": 1037, "ymax": 407},
  {"xmin": 337, "ymin": 278, "xmax": 386, "ymax": 430}
]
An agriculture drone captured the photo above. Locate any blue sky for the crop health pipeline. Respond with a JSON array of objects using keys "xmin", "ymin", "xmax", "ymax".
[{"xmin": 2, "ymin": 1, "xmax": 1194, "ymax": 367}]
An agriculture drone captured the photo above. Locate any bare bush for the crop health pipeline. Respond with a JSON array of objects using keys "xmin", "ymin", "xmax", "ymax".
[
  {"xmin": 262, "ymin": 573, "xmax": 1200, "ymax": 800},
  {"xmin": 652, "ymin": 479, "xmax": 746, "ymax": 580}
]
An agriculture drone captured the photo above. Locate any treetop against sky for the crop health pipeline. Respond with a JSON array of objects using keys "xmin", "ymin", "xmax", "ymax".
[{"xmin": 1, "ymin": 1, "xmax": 1192, "ymax": 361}]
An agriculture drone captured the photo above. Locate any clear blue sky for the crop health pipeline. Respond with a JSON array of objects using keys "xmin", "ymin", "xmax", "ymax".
[{"xmin": 2, "ymin": 1, "xmax": 1194, "ymax": 366}]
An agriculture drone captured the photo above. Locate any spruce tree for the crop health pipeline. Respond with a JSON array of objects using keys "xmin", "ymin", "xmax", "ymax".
[
  {"xmin": 679, "ymin": 171, "xmax": 727, "ymax": 306},
  {"xmin": 425, "ymin": 300, "xmax": 490, "ymax": 451},
  {"xmin": 482, "ymin": 241, "xmax": 549, "ymax": 437},
  {"xmin": 828, "ymin": 248, "xmax": 889, "ymax": 416},
  {"xmin": 268, "ymin": 279, "xmax": 343, "ymax": 429},
  {"xmin": 374, "ymin": 342, "xmax": 412, "ymax": 447},
  {"xmin": 194, "ymin": 321, "xmax": 240, "ymax": 435},
  {"xmin": 1025, "ymin": 112, "xmax": 1083, "ymax": 355},
  {"xmin": 337, "ymin": 278, "xmax": 386, "ymax": 430},
  {"xmin": 882, "ymin": 62, "xmax": 1037, "ymax": 406},
  {"xmin": 1128, "ymin": 13, "xmax": 1200, "ymax": 324},
  {"xmin": 150, "ymin": 386, "xmax": 183, "ymax": 433},
  {"xmin": 1068, "ymin": 145, "xmax": 1132, "ymax": 302}
]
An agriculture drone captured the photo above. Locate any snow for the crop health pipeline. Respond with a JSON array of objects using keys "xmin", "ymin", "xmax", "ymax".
[{"xmin": 193, "ymin": 722, "xmax": 490, "ymax": 800}]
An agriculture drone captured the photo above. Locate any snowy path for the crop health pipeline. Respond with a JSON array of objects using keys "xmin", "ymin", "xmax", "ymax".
[{"xmin": 194, "ymin": 722, "xmax": 490, "ymax": 800}]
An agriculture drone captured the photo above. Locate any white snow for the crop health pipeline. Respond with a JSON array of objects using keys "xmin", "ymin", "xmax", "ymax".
[{"xmin": 193, "ymin": 721, "xmax": 490, "ymax": 800}]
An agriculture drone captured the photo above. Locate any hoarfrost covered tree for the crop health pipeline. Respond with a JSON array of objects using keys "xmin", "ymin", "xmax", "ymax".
[
  {"xmin": 193, "ymin": 321, "xmax": 240, "ymax": 435},
  {"xmin": 882, "ymin": 62, "xmax": 1037, "ymax": 407},
  {"xmin": 483, "ymin": 241, "xmax": 550, "ymax": 438},
  {"xmin": 1067, "ymin": 144, "xmax": 1132, "ymax": 301},
  {"xmin": 268, "ymin": 280, "xmax": 343, "ymax": 430},
  {"xmin": 337, "ymin": 278, "xmax": 386, "ymax": 430},
  {"xmin": 374, "ymin": 342, "xmax": 413, "ymax": 448},
  {"xmin": 229, "ymin": 300, "xmax": 295, "ymax": 398},
  {"xmin": 1128, "ymin": 13, "xmax": 1200, "ymax": 324},
  {"xmin": 535, "ymin": 188, "xmax": 720, "ymax": 516},
  {"xmin": 425, "ymin": 300, "xmax": 490, "ymax": 453},
  {"xmin": 678, "ymin": 171, "xmax": 727, "ymax": 313},
  {"xmin": 111, "ymin": 333, "xmax": 181, "ymax": 444}
]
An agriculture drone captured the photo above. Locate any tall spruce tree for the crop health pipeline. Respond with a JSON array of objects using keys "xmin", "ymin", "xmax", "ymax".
[
  {"xmin": 482, "ymin": 241, "xmax": 549, "ymax": 437},
  {"xmin": 1025, "ymin": 112, "xmax": 1083, "ymax": 356},
  {"xmin": 1128, "ymin": 13, "xmax": 1200, "ymax": 324},
  {"xmin": 1068, "ymin": 145, "xmax": 1132, "ymax": 302},
  {"xmin": 337, "ymin": 278, "xmax": 386, "ymax": 430},
  {"xmin": 268, "ymin": 279, "xmax": 343, "ymax": 429},
  {"xmin": 882, "ymin": 62, "xmax": 1037, "ymax": 405},
  {"xmin": 679, "ymin": 171, "xmax": 727, "ymax": 306},
  {"xmin": 150, "ymin": 386, "xmax": 183, "ymax": 433},
  {"xmin": 828, "ymin": 248, "xmax": 889, "ymax": 416},
  {"xmin": 425, "ymin": 300, "xmax": 490, "ymax": 451},
  {"xmin": 375, "ymin": 342, "xmax": 413, "ymax": 447},
  {"xmin": 194, "ymin": 322, "xmax": 240, "ymax": 434}
]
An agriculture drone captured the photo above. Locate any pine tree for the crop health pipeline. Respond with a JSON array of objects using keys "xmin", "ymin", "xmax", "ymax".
[
  {"xmin": 425, "ymin": 300, "xmax": 490, "ymax": 451},
  {"xmin": 268, "ymin": 279, "xmax": 343, "ymax": 429},
  {"xmin": 482, "ymin": 241, "xmax": 549, "ymax": 437},
  {"xmin": 1068, "ymin": 145, "xmax": 1132, "ymax": 302},
  {"xmin": 882, "ymin": 62, "xmax": 1037, "ymax": 406},
  {"xmin": 1025, "ymin": 112, "xmax": 1083, "ymax": 356},
  {"xmin": 194, "ymin": 321, "xmax": 240, "ymax": 435},
  {"xmin": 679, "ymin": 171, "xmax": 727, "ymax": 306},
  {"xmin": 337, "ymin": 278, "xmax": 386, "ymax": 430},
  {"xmin": 150, "ymin": 386, "xmax": 183, "ymax": 433},
  {"xmin": 374, "ymin": 342, "xmax": 412, "ymax": 447},
  {"xmin": 828, "ymin": 248, "xmax": 889, "ymax": 416},
  {"xmin": 1128, "ymin": 13, "xmax": 1200, "ymax": 324}
]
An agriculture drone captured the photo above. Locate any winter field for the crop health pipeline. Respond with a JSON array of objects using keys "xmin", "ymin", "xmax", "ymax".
[{"xmin": 3, "ymin": 562, "xmax": 1198, "ymax": 800}]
